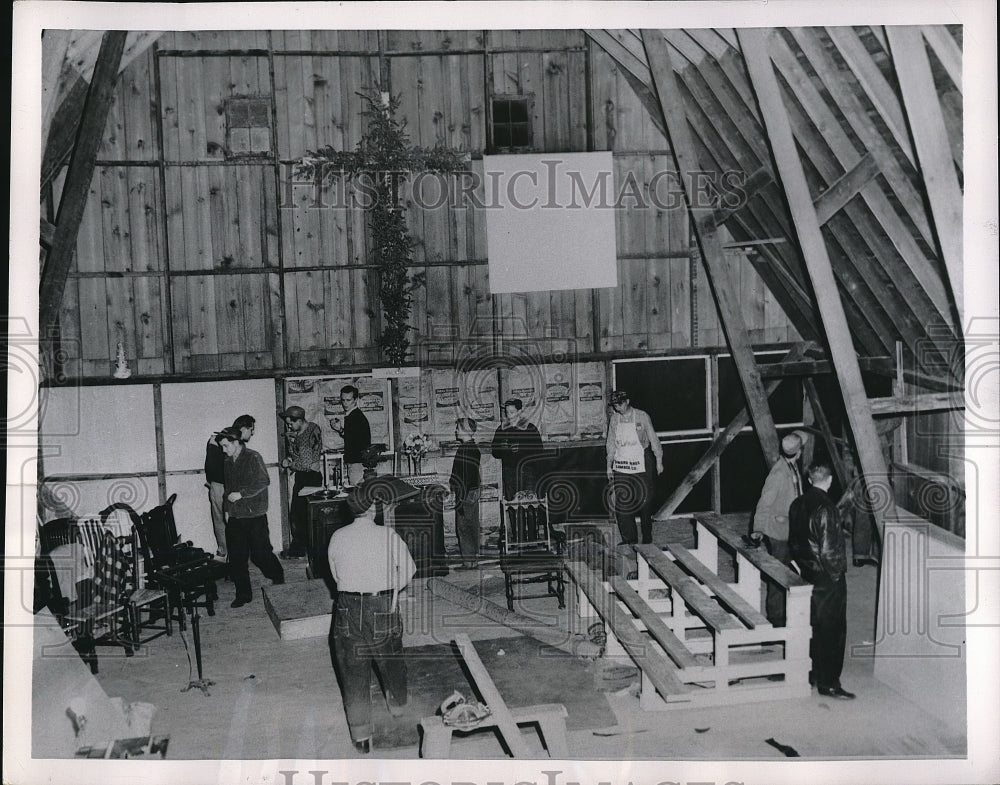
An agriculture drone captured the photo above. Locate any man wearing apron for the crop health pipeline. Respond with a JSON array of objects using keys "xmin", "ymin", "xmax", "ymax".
[{"xmin": 605, "ymin": 390, "xmax": 663, "ymax": 545}]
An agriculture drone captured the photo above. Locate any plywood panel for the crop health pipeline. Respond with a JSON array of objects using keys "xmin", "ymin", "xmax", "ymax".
[{"xmin": 40, "ymin": 385, "xmax": 158, "ymax": 476}]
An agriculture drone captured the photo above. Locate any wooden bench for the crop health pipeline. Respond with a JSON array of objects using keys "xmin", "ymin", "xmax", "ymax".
[{"xmin": 565, "ymin": 514, "xmax": 813, "ymax": 710}]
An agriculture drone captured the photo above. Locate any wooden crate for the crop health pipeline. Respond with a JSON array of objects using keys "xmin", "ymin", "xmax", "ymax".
[{"xmin": 566, "ymin": 513, "xmax": 813, "ymax": 710}]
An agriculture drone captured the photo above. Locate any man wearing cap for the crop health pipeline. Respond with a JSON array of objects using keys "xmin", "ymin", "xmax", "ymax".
[
  {"xmin": 330, "ymin": 385, "xmax": 371, "ymax": 486},
  {"xmin": 789, "ymin": 461, "xmax": 856, "ymax": 699},
  {"xmin": 605, "ymin": 390, "xmax": 663, "ymax": 545},
  {"xmin": 752, "ymin": 430, "xmax": 808, "ymax": 626},
  {"xmin": 205, "ymin": 414, "xmax": 256, "ymax": 559},
  {"xmin": 279, "ymin": 405, "xmax": 323, "ymax": 559},
  {"xmin": 328, "ymin": 479, "xmax": 417, "ymax": 755},
  {"xmin": 216, "ymin": 427, "xmax": 284, "ymax": 608},
  {"xmin": 491, "ymin": 398, "xmax": 544, "ymax": 500}
]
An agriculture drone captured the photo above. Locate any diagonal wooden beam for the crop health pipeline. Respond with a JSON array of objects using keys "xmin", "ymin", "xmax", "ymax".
[
  {"xmin": 738, "ymin": 27, "xmax": 896, "ymax": 540},
  {"xmin": 813, "ymin": 152, "xmax": 879, "ymax": 226},
  {"xmin": 885, "ymin": 25, "xmax": 964, "ymax": 323},
  {"xmin": 642, "ymin": 28, "xmax": 781, "ymax": 466},
  {"xmin": 920, "ymin": 26, "xmax": 962, "ymax": 92},
  {"xmin": 40, "ymin": 72, "xmax": 90, "ymax": 192},
  {"xmin": 653, "ymin": 343, "xmax": 809, "ymax": 520},
  {"xmin": 39, "ymin": 31, "xmax": 127, "ymax": 339},
  {"xmin": 804, "ymin": 378, "xmax": 849, "ymax": 488}
]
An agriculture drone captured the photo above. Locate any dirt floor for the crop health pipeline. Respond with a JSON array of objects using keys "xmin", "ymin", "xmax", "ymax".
[{"xmin": 47, "ymin": 514, "xmax": 967, "ymax": 760}]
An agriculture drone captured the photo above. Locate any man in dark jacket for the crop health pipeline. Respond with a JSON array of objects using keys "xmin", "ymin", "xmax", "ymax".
[
  {"xmin": 331, "ymin": 385, "xmax": 371, "ymax": 485},
  {"xmin": 789, "ymin": 461, "xmax": 856, "ymax": 700},
  {"xmin": 491, "ymin": 398, "xmax": 543, "ymax": 500},
  {"xmin": 217, "ymin": 427, "xmax": 284, "ymax": 608}
]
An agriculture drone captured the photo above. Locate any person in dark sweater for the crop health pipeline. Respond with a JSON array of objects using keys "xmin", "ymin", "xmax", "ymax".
[
  {"xmin": 449, "ymin": 417, "xmax": 482, "ymax": 569},
  {"xmin": 331, "ymin": 385, "xmax": 371, "ymax": 485},
  {"xmin": 491, "ymin": 398, "xmax": 544, "ymax": 500},
  {"xmin": 789, "ymin": 461, "xmax": 856, "ymax": 700},
  {"xmin": 205, "ymin": 414, "xmax": 256, "ymax": 559},
  {"xmin": 216, "ymin": 427, "xmax": 284, "ymax": 608}
]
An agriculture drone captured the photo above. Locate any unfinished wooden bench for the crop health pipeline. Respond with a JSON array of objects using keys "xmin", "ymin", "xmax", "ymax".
[{"xmin": 566, "ymin": 513, "xmax": 813, "ymax": 710}]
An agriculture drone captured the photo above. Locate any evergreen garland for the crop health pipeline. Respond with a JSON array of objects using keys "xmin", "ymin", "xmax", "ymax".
[{"xmin": 296, "ymin": 91, "xmax": 468, "ymax": 365}]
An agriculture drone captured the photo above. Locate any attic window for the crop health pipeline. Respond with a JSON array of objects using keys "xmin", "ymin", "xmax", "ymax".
[
  {"xmin": 225, "ymin": 96, "xmax": 272, "ymax": 157},
  {"xmin": 490, "ymin": 95, "xmax": 534, "ymax": 151}
]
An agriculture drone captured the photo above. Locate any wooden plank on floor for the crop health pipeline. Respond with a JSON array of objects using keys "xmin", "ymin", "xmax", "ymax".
[{"xmin": 665, "ymin": 544, "xmax": 770, "ymax": 629}]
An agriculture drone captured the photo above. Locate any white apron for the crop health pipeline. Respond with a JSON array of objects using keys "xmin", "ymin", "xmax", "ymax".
[{"xmin": 612, "ymin": 416, "xmax": 646, "ymax": 474}]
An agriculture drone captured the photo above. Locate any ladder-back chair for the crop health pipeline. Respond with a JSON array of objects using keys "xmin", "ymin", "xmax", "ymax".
[{"xmin": 499, "ymin": 493, "xmax": 565, "ymax": 611}]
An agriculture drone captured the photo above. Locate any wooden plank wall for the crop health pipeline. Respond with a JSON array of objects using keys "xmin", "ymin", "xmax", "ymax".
[{"xmin": 59, "ymin": 29, "xmax": 796, "ymax": 380}]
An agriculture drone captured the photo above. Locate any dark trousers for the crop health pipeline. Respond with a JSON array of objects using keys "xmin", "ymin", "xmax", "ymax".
[
  {"xmin": 330, "ymin": 592, "xmax": 407, "ymax": 742},
  {"xmin": 226, "ymin": 515, "xmax": 284, "ymax": 601},
  {"xmin": 612, "ymin": 450, "xmax": 655, "ymax": 545},
  {"xmin": 810, "ymin": 574, "xmax": 848, "ymax": 689},
  {"xmin": 289, "ymin": 469, "xmax": 322, "ymax": 554},
  {"xmin": 763, "ymin": 536, "xmax": 793, "ymax": 627},
  {"xmin": 455, "ymin": 496, "xmax": 480, "ymax": 563}
]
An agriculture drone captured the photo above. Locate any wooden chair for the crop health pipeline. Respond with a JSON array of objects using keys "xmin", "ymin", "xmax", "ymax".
[
  {"xmin": 99, "ymin": 503, "xmax": 172, "ymax": 646},
  {"xmin": 62, "ymin": 528, "xmax": 134, "ymax": 674},
  {"xmin": 499, "ymin": 493, "xmax": 565, "ymax": 611},
  {"xmin": 135, "ymin": 494, "xmax": 219, "ymax": 629}
]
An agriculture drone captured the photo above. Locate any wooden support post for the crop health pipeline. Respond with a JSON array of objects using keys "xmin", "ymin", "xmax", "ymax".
[
  {"xmin": 39, "ymin": 31, "xmax": 127, "ymax": 339},
  {"xmin": 812, "ymin": 152, "xmax": 880, "ymax": 225},
  {"xmin": 654, "ymin": 343, "xmax": 809, "ymax": 520},
  {"xmin": 884, "ymin": 26, "xmax": 964, "ymax": 322},
  {"xmin": 737, "ymin": 28, "xmax": 896, "ymax": 540},
  {"xmin": 452, "ymin": 634, "xmax": 532, "ymax": 758},
  {"xmin": 803, "ymin": 378, "xmax": 849, "ymax": 489},
  {"xmin": 40, "ymin": 73, "xmax": 90, "ymax": 192},
  {"xmin": 641, "ymin": 29, "xmax": 780, "ymax": 466}
]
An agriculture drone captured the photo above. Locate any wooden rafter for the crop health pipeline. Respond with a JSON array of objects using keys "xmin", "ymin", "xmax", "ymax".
[
  {"xmin": 738, "ymin": 27, "xmax": 896, "ymax": 539},
  {"xmin": 39, "ymin": 31, "xmax": 128, "ymax": 339},
  {"xmin": 804, "ymin": 378, "xmax": 849, "ymax": 488},
  {"xmin": 642, "ymin": 28, "xmax": 781, "ymax": 465},
  {"xmin": 41, "ymin": 73, "xmax": 90, "ymax": 192},
  {"xmin": 885, "ymin": 25, "xmax": 964, "ymax": 323},
  {"xmin": 769, "ymin": 32, "xmax": 956, "ymax": 351}
]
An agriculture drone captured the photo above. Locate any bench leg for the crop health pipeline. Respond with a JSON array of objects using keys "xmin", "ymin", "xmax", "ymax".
[
  {"xmin": 420, "ymin": 720, "xmax": 453, "ymax": 759},
  {"xmin": 536, "ymin": 713, "xmax": 568, "ymax": 758}
]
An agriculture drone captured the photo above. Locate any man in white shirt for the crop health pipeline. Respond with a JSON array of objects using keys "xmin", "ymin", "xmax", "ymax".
[
  {"xmin": 605, "ymin": 390, "xmax": 664, "ymax": 545},
  {"xmin": 328, "ymin": 479, "xmax": 416, "ymax": 755}
]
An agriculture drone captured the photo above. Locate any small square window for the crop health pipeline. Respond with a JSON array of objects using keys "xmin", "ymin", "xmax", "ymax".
[
  {"xmin": 224, "ymin": 96, "xmax": 272, "ymax": 158},
  {"xmin": 490, "ymin": 95, "xmax": 533, "ymax": 152}
]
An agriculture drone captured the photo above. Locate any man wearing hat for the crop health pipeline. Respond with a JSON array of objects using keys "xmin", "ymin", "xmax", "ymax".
[
  {"xmin": 753, "ymin": 429, "xmax": 808, "ymax": 626},
  {"xmin": 204, "ymin": 414, "xmax": 256, "ymax": 559},
  {"xmin": 216, "ymin": 427, "xmax": 284, "ymax": 608},
  {"xmin": 279, "ymin": 405, "xmax": 323, "ymax": 559},
  {"xmin": 328, "ymin": 479, "xmax": 417, "ymax": 755},
  {"xmin": 605, "ymin": 390, "xmax": 663, "ymax": 545}
]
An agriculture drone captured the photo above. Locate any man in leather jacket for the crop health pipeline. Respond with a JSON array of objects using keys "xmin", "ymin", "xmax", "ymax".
[{"xmin": 789, "ymin": 461, "xmax": 856, "ymax": 700}]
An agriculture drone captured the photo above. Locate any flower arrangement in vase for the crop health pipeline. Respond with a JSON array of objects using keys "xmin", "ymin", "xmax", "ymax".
[{"xmin": 401, "ymin": 433, "xmax": 429, "ymax": 475}]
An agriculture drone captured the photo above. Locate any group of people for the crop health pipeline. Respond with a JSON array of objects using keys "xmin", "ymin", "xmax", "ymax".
[
  {"xmin": 204, "ymin": 386, "xmax": 858, "ymax": 755},
  {"xmin": 753, "ymin": 431, "xmax": 857, "ymax": 700},
  {"xmin": 203, "ymin": 385, "xmax": 372, "ymax": 604}
]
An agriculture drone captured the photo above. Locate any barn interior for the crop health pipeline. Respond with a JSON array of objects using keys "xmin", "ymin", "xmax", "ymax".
[{"xmin": 17, "ymin": 13, "xmax": 991, "ymax": 772}]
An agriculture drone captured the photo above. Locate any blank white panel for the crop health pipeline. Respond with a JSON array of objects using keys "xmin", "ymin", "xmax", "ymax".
[
  {"xmin": 167, "ymin": 467, "xmax": 283, "ymax": 555},
  {"xmin": 485, "ymin": 152, "xmax": 618, "ymax": 294},
  {"xmin": 161, "ymin": 380, "xmax": 278, "ymax": 470},
  {"xmin": 39, "ymin": 476, "xmax": 159, "ymax": 523},
  {"xmin": 40, "ymin": 385, "xmax": 157, "ymax": 476}
]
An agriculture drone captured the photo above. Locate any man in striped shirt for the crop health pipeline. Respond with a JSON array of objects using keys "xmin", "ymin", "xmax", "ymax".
[{"xmin": 279, "ymin": 405, "xmax": 323, "ymax": 559}]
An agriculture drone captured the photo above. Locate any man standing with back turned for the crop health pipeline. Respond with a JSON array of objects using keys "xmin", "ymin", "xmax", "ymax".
[
  {"xmin": 789, "ymin": 461, "xmax": 856, "ymax": 700},
  {"xmin": 329, "ymin": 479, "xmax": 417, "ymax": 754}
]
